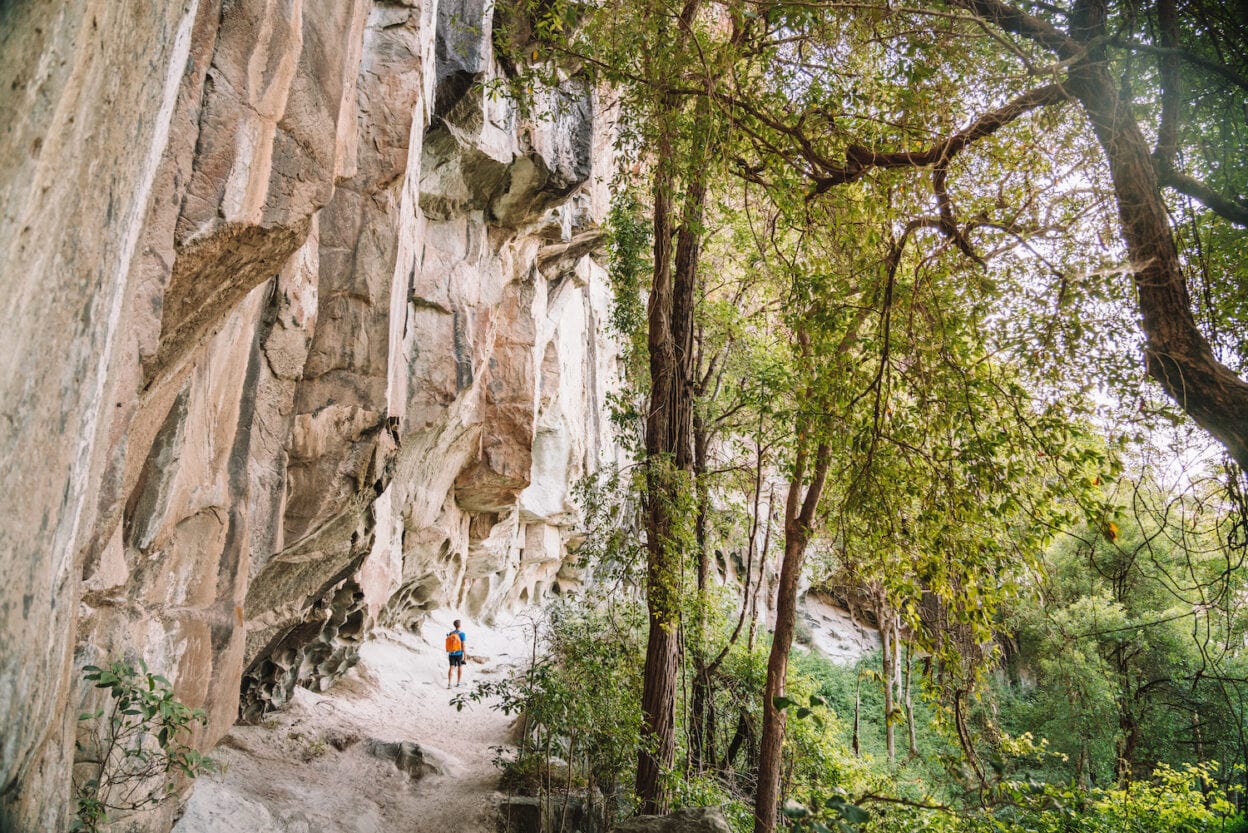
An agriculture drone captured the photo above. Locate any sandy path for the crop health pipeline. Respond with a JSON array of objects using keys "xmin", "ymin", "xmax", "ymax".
[{"xmin": 175, "ymin": 614, "xmax": 537, "ymax": 833}]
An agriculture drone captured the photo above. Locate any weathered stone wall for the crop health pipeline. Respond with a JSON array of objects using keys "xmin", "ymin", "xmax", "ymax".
[{"xmin": 0, "ymin": 1, "xmax": 620, "ymax": 829}]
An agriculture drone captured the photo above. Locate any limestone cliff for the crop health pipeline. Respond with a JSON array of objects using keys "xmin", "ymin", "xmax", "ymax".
[{"xmin": 0, "ymin": 2, "xmax": 620, "ymax": 829}]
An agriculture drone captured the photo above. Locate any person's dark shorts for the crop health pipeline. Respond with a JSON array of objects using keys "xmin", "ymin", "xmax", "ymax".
[{"xmin": 448, "ymin": 653, "xmax": 465, "ymax": 667}]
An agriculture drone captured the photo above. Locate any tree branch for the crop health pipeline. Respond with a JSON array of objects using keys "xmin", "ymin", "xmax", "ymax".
[
  {"xmin": 808, "ymin": 83, "xmax": 1070, "ymax": 194},
  {"xmin": 1158, "ymin": 169, "xmax": 1248, "ymax": 227},
  {"xmin": 1111, "ymin": 38, "xmax": 1248, "ymax": 92},
  {"xmin": 949, "ymin": 0, "xmax": 1081, "ymax": 59},
  {"xmin": 1152, "ymin": 0, "xmax": 1181, "ymax": 168}
]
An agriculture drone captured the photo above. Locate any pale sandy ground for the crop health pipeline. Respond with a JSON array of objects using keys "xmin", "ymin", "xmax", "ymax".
[{"xmin": 174, "ymin": 612, "xmax": 540, "ymax": 833}]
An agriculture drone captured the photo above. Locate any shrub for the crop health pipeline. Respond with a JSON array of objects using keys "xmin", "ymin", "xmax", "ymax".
[{"xmin": 72, "ymin": 659, "xmax": 215, "ymax": 832}]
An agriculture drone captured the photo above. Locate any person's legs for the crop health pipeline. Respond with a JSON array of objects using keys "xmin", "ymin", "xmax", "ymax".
[
  {"xmin": 447, "ymin": 659, "xmax": 453, "ymax": 689},
  {"xmin": 456, "ymin": 660, "xmax": 463, "ymax": 686}
]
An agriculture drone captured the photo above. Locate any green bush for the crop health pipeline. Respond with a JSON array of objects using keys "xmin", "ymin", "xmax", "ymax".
[
  {"xmin": 72, "ymin": 659, "xmax": 215, "ymax": 832},
  {"xmin": 455, "ymin": 596, "xmax": 646, "ymax": 827},
  {"xmin": 851, "ymin": 762, "xmax": 1244, "ymax": 833}
]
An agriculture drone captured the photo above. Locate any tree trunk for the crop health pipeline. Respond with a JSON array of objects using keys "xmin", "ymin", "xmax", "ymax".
[
  {"xmin": 956, "ymin": 0, "xmax": 1248, "ymax": 471},
  {"xmin": 748, "ymin": 488, "xmax": 775, "ymax": 654},
  {"xmin": 881, "ymin": 614, "xmax": 896, "ymax": 763},
  {"xmin": 904, "ymin": 644, "xmax": 918, "ymax": 758},
  {"xmin": 690, "ymin": 667, "xmax": 710, "ymax": 774},
  {"xmin": 852, "ymin": 675, "xmax": 862, "ymax": 757},
  {"xmin": 1072, "ymin": 67, "xmax": 1248, "ymax": 468},
  {"xmin": 1116, "ymin": 705, "xmax": 1139, "ymax": 783},
  {"xmin": 635, "ymin": 133, "xmax": 706, "ymax": 814},
  {"xmin": 754, "ymin": 533, "xmax": 807, "ymax": 833},
  {"xmin": 753, "ymin": 431, "xmax": 831, "ymax": 833},
  {"xmin": 725, "ymin": 710, "xmax": 749, "ymax": 771},
  {"xmin": 690, "ymin": 409, "xmax": 711, "ymax": 772}
]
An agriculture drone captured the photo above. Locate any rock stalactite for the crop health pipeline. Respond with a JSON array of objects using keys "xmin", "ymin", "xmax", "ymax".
[{"xmin": 0, "ymin": 1, "xmax": 621, "ymax": 829}]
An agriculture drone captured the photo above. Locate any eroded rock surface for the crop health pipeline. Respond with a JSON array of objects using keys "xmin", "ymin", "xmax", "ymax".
[{"xmin": 0, "ymin": 1, "xmax": 620, "ymax": 829}]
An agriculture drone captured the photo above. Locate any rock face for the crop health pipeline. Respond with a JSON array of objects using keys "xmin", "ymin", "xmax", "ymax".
[{"xmin": 0, "ymin": 2, "xmax": 621, "ymax": 830}]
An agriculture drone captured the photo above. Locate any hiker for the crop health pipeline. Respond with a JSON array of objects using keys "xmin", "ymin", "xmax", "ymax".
[{"xmin": 446, "ymin": 619, "xmax": 467, "ymax": 689}]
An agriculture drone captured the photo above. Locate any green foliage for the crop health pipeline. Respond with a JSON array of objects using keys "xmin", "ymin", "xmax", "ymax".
[
  {"xmin": 72, "ymin": 659, "xmax": 214, "ymax": 833},
  {"xmin": 796, "ymin": 651, "xmax": 957, "ymax": 797},
  {"xmin": 892, "ymin": 763, "xmax": 1244, "ymax": 833},
  {"xmin": 605, "ymin": 187, "xmax": 650, "ymax": 353},
  {"xmin": 455, "ymin": 597, "xmax": 646, "ymax": 826},
  {"xmin": 989, "ymin": 480, "xmax": 1248, "ymax": 790},
  {"xmin": 484, "ymin": 2, "xmax": 1248, "ymax": 829},
  {"xmin": 570, "ymin": 466, "xmax": 646, "ymax": 589},
  {"xmin": 602, "ymin": 184, "xmax": 653, "ymax": 453}
]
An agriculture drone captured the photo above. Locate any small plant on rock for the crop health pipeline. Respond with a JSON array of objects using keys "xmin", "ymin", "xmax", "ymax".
[{"xmin": 72, "ymin": 659, "xmax": 215, "ymax": 833}]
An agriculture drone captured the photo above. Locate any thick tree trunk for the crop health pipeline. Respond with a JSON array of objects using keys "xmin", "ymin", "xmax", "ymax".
[
  {"xmin": 1069, "ymin": 61, "xmax": 1248, "ymax": 469},
  {"xmin": 956, "ymin": 0, "xmax": 1248, "ymax": 471},
  {"xmin": 636, "ymin": 150, "xmax": 706, "ymax": 816},
  {"xmin": 636, "ymin": 613, "xmax": 681, "ymax": 813}
]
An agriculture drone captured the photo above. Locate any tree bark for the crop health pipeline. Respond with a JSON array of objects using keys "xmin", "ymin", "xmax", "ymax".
[
  {"xmin": 748, "ymin": 488, "xmax": 775, "ymax": 654},
  {"xmin": 635, "ymin": 135, "xmax": 707, "ymax": 817},
  {"xmin": 852, "ymin": 675, "xmax": 862, "ymax": 757},
  {"xmin": 753, "ymin": 429, "xmax": 831, "ymax": 833},
  {"xmin": 881, "ymin": 614, "xmax": 896, "ymax": 763},
  {"xmin": 1071, "ymin": 64, "xmax": 1248, "ymax": 469},
  {"xmin": 904, "ymin": 644, "xmax": 919, "ymax": 758},
  {"xmin": 754, "ymin": 532, "xmax": 808, "ymax": 833},
  {"xmin": 953, "ymin": 0, "xmax": 1248, "ymax": 471},
  {"xmin": 689, "ymin": 407, "xmax": 711, "ymax": 773}
]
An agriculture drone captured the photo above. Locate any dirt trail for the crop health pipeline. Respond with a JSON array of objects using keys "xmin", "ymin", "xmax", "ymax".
[{"xmin": 174, "ymin": 614, "xmax": 537, "ymax": 833}]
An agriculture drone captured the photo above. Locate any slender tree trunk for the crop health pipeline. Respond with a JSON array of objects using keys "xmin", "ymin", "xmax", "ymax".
[
  {"xmin": 705, "ymin": 680, "xmax": 717, "ymax": 772},
  {"xmin": 904, "ymin": 644, "xmax": 918, "ymax": 758},
  {"xmin": 881, "ymin": 614, "xmax": 896, "ymax": 764},
  {"xmin": 753, "ymin": 427, "xmax": 831, "ymax": 833},
  {"xmin": 690, "ymin": 409, "xmax": 711, "ymax": 773},
  {"xmin": 690, "ymin": 667, "xmax": 710, "ymax": 774},
  {"xmin": 725, "ymin": 710, "xmax": 748, "ymax": 771},
  {"xmin": 852, "ymin": 675, "xmax": 862, "ymax": 757},
  {"xmin": 748, "ymin": 488, "xmax": 775, "ymax": 654},
  {"xmin": 952, "ymin": 686, "xmax": 986, "ymax": 787},
  {"xmin": 755, "ymin": 533, "xmax": 808, "ymax": 833},
  {"xmin": 1192, "ymin": 712, "xmax": 1205, "ymax": 763}
]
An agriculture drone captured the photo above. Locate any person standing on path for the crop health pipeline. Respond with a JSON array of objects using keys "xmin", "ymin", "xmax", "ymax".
[{"xmin": 446, "ymin": 619, "xmax": 467, "ymax": 689}]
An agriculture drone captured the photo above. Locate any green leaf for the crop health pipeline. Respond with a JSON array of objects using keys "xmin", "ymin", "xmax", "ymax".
[
  {"xmin": 781, "ymin": 800, "xmax": 810, "ymax": 819},
  {"xmin": 772, "ymin": 696, "xmax": 800, "ymax": 712},
  {"xmin": 837, "ymin": 804, "xmax": 869, "ymax": 824}
]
